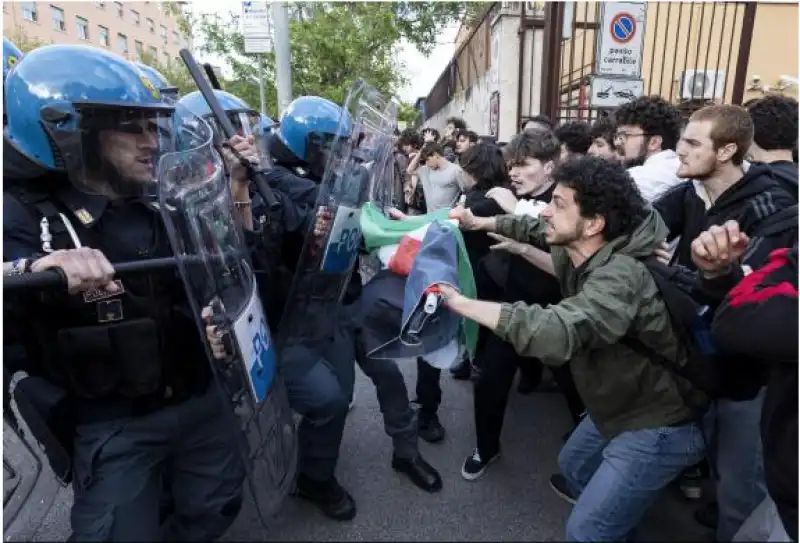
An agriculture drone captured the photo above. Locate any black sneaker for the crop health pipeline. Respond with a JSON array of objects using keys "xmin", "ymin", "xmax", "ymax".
[
  {"xmin": 549, "ymin": 474, "xmax": 578, "ymax": 505},
  {"xmin": 418, "ymin": 412, "xmax": 445, "ymax": 443},
  {"xmin": 461, "ymin": 449, "xmax": 499, "ymax": 481},
  {"xmin": 295, "ymin": 474, "xmax": 357, "ymax": 521}
]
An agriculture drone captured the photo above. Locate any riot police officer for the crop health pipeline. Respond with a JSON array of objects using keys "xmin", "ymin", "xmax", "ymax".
[
  {"xmin": 3, "ymin": 37, "xmax": 23, "ymax": 127},
  {"xmin": 3, "ymin": 44, "xmax": 257, "ymax": 541},
  {"xmin": 265, "ymin": 96, "xmax": 443, "ymax": 507},
  {"xmin": 134, "ymin": 61, "xmax": 180, "ymax": 104}
]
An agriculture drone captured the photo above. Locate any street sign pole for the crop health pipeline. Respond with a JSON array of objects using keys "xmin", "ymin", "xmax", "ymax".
[{"xmin": 271, "ymin": 1, "xmax": 293, "ymax": 114}]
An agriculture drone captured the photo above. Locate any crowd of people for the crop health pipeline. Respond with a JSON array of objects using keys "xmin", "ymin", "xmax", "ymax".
[
  {"xmin": 2, "ymin": 33, "xmax": 798, "ymax": 543},
  {"xmin": 390, "ymin": 94, "xmax": 798, "ymax": 542}
]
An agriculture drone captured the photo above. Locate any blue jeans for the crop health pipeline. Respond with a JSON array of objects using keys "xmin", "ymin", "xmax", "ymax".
[
  {"xmin": 558, "ymin": 414, "xmax": 710, "ymax": 542},
  {"xmin": 716, "ymin": 389, "xmax": 768, "ymax": 541}
]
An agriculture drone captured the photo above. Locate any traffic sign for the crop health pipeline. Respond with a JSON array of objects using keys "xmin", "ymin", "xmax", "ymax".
[
  {"xmin": 610, "ymin": 13, "xmax": 636, "ymax": 43},
  {"xmin": 595, "ymin": 2, "xmax": 646, "ymax": 78},
  {"xmin": 589, "ymin": 76, "xmax": 644, "ymax": 108},
  {"xmin": 242, "ymin": 1, "xmax": 272, "ymax": 54}
]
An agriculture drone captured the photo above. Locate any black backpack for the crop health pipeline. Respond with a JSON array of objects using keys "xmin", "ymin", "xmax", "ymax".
[{"xmin": 622, "ymin": 258, "xmax": 722, "ymax": 400}]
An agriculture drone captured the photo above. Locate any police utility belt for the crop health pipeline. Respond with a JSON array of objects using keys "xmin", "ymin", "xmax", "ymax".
[{"xmin": 12, "ymin": 191, "xmax": 205, "ymax": 410}]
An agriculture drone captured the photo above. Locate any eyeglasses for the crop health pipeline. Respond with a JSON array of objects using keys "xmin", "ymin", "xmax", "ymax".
[{"xmin": 614, "ymin": 131, "xmax": 652, "ymax": 142}]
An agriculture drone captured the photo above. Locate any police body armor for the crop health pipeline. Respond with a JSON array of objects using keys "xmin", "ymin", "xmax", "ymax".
[{"xmin": 10, "ymin": 187, "xmax": 209, "ymax": 403}]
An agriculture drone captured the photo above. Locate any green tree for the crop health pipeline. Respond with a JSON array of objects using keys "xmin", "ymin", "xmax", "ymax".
[
  {"xmin": 188, "ymin": 2, "xmax": 482, "ymax": 117},
  {"xmin": 5, "ymin": 25, "xmax": 50, "ymax": 53}
]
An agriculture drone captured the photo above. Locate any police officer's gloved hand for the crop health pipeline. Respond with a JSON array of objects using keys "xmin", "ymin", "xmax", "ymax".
[
  {"xmin": 202, "ymin": 304, "xmax": 231, "ymax": 361},
  {"xmin": 30, "ymin": 248, "xmax": 119, "ymax": 295}
]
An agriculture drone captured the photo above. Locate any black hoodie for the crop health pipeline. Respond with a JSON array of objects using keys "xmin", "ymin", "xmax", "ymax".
[
  {"xmin": 655, "ymin": 164, "xmax": 796, "ymax": 270},
  {"xmin": 709, "ymin": 246, "xmax": 798, "ymax": 541},
  {"xmin": 654, "ymin": 164, "xmax": 797, "ymax": 399}
]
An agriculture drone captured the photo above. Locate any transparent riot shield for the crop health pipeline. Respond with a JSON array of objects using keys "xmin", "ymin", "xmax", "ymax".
[
  {"xmin": 155, "ymin": 114, "xmax": 297, "ymax": 526},
  {"xmin": 277, "ymin": 81, "xmax": 398, "ymax": 350}
]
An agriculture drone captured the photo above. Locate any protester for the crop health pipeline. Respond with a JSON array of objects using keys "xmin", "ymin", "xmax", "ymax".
[
  {"xmin": 442, "ymin": 156, "xmax": 710, "ymax": 541},
  {"xmin": 454, "ymin": 129, "xmax": 479, "ymax": 159},
  {"xmin": 555, "ymin": 121, "xmax": 592, "ymax": 162},
  {"xmin": 406, "ymin": 142, "xmax": 463, "ymax": 212},
  {"xmin": 614, "ymin": 95, "xmax": 684, "ymax": 201},
  {"xmin": 745, "ymin": 95, "xmax": 798, "ymax": 198},
  {"xmin": 587, "ymin": 116, "xmax": 621, "ymax": 162},
  {"xmin": 655, "ymin": 103, "xmax": 797, "ymax": 541},
  {"xmin": 521, "ymin": 115, "xmax": 555, "ymax": 133}
]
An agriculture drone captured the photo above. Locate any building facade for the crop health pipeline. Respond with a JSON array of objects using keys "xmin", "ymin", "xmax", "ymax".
[
  {"xmin": 3, "ymin": 1, "xmax": 191, "ymax": 65},
  {"xmin": 420, "ymin": 1, "xmax": 798, "ymax": 140}
]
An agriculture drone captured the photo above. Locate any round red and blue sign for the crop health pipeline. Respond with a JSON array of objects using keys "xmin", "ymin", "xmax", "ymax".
[{"xmin": 610, "ymin": 12, "xmax": 636, "ymax": 44}]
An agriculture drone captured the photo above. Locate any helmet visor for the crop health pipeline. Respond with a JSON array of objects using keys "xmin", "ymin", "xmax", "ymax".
[{"xmin": 65, "ymin": 103, "xmax": 212, "ymax": 198}]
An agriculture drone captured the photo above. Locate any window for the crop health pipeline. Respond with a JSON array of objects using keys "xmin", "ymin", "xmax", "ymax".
[
  {"xmin": 114, "ymin": 1, "xmax": 123, "ymax": 18},
  {"xmin": 98, "ymin": 25, "xmax": 109, "ymax": 46},
  {"xmin": 148, "ymin": 45, "xmax": 157, "ymax": 58},
  {"xmin": 172, "ymin": 30, "xmax": 179, "ymax": 45},
  {"xmin": 117, "ymin": 33, "xmax": 128, "ymax": 54},
  {"xmin": 134, "ymin": 40, "xmax": 143, "ymax": 59},
  {"xmin": 147, "ymin": 17, "xmax": 155, "ymax": 33},
  {"xmin": 95, "ymin": 2, "xmax": 104, "ymax": 8},
  {"xmin": 160, "ymin": 24, "xmax": 167, "ymax": 44},
  {"xmin": 22, "ymin": 2, "xmax": 38, "ymax": 21},
  {"xmin": 76, "ymin": 16, "xmax": 89, "ymax": 40},
  {"xmin": 51, "ymin": 6, "xmax": 66, "ymax": 32},
  {"xmin": 130, "ymin": 9, "xmax": 140, "ymax": 26}
]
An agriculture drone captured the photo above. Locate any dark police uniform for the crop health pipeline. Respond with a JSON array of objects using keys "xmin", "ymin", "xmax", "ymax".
[
  {"xmin": 262, "ymin": 164, "xmax": 438, "ymax": 493},
  {"xmin": 3, "ymin": 179, "xmax": 261, "ymax": 541}
]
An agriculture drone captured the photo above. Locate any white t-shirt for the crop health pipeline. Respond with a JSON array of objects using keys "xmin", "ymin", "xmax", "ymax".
[
  {"xmin": 417, "ymin": 161, "xmax": 463, "ymax": 211},
  {"xmin": 627, "ymin": 150, "xmax": 682, "ymax": 202}
]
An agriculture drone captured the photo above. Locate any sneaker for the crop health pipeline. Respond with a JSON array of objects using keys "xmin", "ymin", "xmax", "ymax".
[
  {"xmin": 418, "ymin": 412, "xmax": 445, "ymax": 443},
  {"xmin": 461, "ymin": 449, "xmax": 499, "ymax": 481},
  {"xmin": 549, "ymin": 473, "xmax": 578, "ymax": 505}
]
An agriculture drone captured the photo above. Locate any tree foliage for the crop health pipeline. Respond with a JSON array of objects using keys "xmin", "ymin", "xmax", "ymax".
[{"xmin": 186, "ymin": 2, "xmax": 479, "ymax": 118}]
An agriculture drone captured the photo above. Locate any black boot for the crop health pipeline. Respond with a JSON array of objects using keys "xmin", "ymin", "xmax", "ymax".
[
  {"xmin": 418, "ymin": 411, "xmax": 445, "ymax": 443},
  {"xmin": 295, "ymin": 474, "xmax": 357, "ymax": 521},
  {"xmin": 392, "ymin": 454, "xmax": 443, "ymax": 492},
  {"xmin": 449, "ymin": 356, "xmax": 471, "ymax": 380}
]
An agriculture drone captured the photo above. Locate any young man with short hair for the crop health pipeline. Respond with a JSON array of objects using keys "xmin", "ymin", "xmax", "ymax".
[
  {"xmin": 555, "ymin": 121, "xmax": 592, "ymax": 162},
  {"xmin": 614, "ymin": 96, "xmax": 684, "ymax": 201},
  {"xmin": 456, "ymin": 129, "xmax": 585, "ymax": 481},
  {"xmin": 454, "ymin": 129, "xmax": 479, "ymax": 157},
  {"xmin": 442, "ymin": 156, "xmax": 710, "ymax": 541},
  {"xmin": 521, "ymin": 115, "xmax": 554, "ymax": 133},
  {"xmin": 655, "ymin": 104, "xmax": 796, "ymax": 541},
  {"xmin": 745, "ymin": 95, "xmax": 798, "ymax": 198},
  {"xmin": 587, "ymin": 116, "xmax": 620, "ymax": 162},
  {"xmin": 406, "ymin": 142, "xmax": 463, "ymax": 212}
]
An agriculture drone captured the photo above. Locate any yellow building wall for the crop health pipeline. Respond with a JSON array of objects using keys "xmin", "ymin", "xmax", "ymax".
[
  {"xmin": 558, "ymin": 2, "xmax": 797, "ymax": 105},
  {"xmin": 745, "ymin": 3, "xmax": 799, "ymax": 101}
]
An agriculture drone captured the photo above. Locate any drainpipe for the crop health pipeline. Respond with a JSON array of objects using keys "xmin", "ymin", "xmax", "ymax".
[{"xmin": 516, "ymin": 2, "xmax": 526, "ymax": 134}]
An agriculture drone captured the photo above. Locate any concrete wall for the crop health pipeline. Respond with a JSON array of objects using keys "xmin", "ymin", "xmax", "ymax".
[{"xmin": 424, "ymin": 12, "xmax": 523, "ymax": 143}]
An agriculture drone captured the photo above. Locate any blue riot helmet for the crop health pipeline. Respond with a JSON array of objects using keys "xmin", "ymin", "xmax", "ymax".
[
  {"xmin": 4, "ymin": 44, "xmax": 211, "ymax": 196},
  {"xmin": 135, "ymin": 61, "xmax": 179, "ymax": 104},
  {"xmin": 177, "ymin": 89, "xmax": 261, "ymax": 142},
  {"xmin": 270, "ymin": 95, "xmax": 351, "ymax": 178},
  {"xmin": 3, "ymin": 37, "xmax": 23, "ymax": 82}
]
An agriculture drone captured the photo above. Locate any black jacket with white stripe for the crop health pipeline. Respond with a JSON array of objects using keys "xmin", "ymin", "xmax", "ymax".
[{"xmin": 654, "ymin": 164, "xmax": 798, "ymax": 400}]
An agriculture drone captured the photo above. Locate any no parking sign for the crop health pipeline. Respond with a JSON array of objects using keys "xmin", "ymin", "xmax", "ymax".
[{"xmin": 595, "ymin": 2, "xmax": 646, "ymax": 78}]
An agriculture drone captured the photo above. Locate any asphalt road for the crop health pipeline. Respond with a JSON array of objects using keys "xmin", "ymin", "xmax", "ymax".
[{"xmin": 19, "ymin": 362, "xmax": 713, "ymax": 542}]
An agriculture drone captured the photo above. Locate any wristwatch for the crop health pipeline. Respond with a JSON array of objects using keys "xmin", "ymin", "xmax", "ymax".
[{"xmin": 8, "ymin": 257, "xmax": 32, "ymax": 276}]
